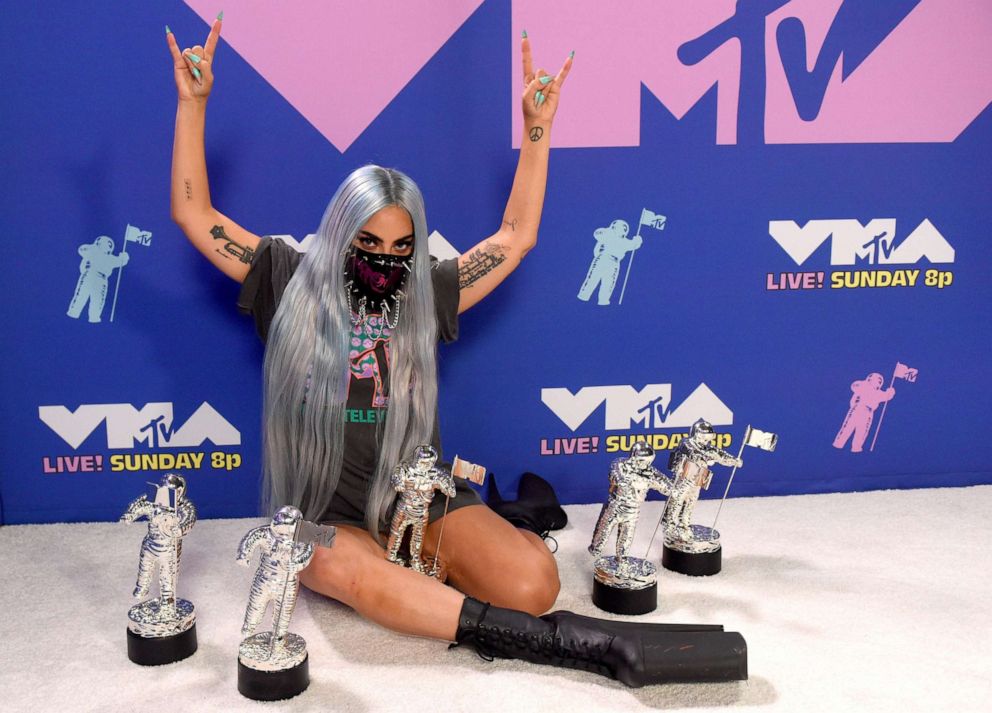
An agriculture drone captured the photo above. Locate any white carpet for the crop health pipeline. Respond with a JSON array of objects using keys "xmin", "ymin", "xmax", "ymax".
[{"xmin": 2, "ymin": 487, "xmax": 990, "ymax": 713}]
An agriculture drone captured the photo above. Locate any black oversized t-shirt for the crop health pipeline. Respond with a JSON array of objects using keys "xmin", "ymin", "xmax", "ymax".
[{"xmin": 237, "ymin": 236, "xmax": 478, "ymax": 526}]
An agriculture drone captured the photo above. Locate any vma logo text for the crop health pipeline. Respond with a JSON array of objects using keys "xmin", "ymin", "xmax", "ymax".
[
  {"xmin": 539, "ymin": 383, "xmax": 733, "ymax": 457},
  {"xmin": 766, "ymin": 218, "xmax": 955, "ymax": 292},
  {"xmin": 37, "ymin": 402, "xmax": 243, "ymax": 476}
]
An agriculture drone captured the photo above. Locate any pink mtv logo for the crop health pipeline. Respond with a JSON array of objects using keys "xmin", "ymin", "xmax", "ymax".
[
  {"xmin": 184, "ymin": 1, "xmax": 484, "ymax": 152},
  {"xmin": 513, "ymin": 0, "xmax": 992, "ymax": 146},
  {"xmin": 186, "ymin": 1, "xmax": 990, "ymax": 150}
]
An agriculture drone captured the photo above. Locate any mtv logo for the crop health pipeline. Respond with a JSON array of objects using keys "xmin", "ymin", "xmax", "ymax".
[
  {"xmin": 541, "ymin": 383, "xmax": 733, "ymax": 432},
  {"xmin": 38, "ymin": 402, "xmax": 241, "ymax": 450},
  {"xmin": 769, "ymin": 219, "xmax": 955, "ymax": 266}
]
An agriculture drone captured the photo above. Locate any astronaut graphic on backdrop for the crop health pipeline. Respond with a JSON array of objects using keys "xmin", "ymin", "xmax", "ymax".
[
  {"xmin": 67, "ymin": 224, "xmax": 152, "ymax": 323},
  {"xmin": 67, "ymin": 236, "xmax": 129, "ymax": 322},
  {"xmin": 833, "ymin": 372, "xmax": 896, "ymax": 453},
  {"xmin": 577, "ymin": 219, "xmax": 642, "ymax": 306}
]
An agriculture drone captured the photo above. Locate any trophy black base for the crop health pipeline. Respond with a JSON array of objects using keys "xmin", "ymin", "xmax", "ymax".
[
  {"xmin": 662, "ymin": 544, "xmax": 722, "ymax": 576},
  {"xmin": 126, "ymin": 624, "xmax": 197, "ymax": 666},
  {"xmin": 592, "ymin": 578, "xmax": 658, "ymax": 615},
  {"xmin": 238, "ymin": 655, "xmax": 310, "ymax": 701}
]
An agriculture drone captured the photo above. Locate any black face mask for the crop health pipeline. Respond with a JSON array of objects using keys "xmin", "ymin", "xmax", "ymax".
[{"xmin": 345, "ymin": 246, "xmax": 412, "ymax": 313}]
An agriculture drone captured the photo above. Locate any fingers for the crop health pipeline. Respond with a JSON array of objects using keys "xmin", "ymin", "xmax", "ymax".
[
  {"xmin": 545, "ymin": 53, "xmax": 573, "ymax": 97},
  {"xmin": 166, "ymin": 29, "xmax": 185, "ymax": 66},
  {"xmin": 181, "ymin": 48, "xmax": 204, "ymax": 84},
  {"xmin": 521, "ymin": 33, "xmax": 534, "ymax": 83},
  {"xmin": 204, "ymin": 17, "xmax": 222, "ymax": 60}
]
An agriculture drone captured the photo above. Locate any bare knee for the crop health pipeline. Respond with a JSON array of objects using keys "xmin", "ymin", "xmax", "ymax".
[{"xmin": 492, "ymin": 551, "xmax": 561, "ymax": 615}]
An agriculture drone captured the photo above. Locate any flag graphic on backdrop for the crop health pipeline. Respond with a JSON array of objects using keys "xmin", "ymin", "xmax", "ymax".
[
  {"xmin": 109, "ymin": 224, "xmax": 153, "ymax": 322},
  {"xmin": 870, "ymin": 362, "xmax": 919, "ymax": 451}
]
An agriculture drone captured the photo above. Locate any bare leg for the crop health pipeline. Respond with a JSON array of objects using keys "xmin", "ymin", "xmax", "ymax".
[
  {"xmin": 423, "ymin": 504, "xmax": 560, "ymax": 615},
  {"xmin": 300, "ymin": 525, "xmax": 464, "ymax": 640}
]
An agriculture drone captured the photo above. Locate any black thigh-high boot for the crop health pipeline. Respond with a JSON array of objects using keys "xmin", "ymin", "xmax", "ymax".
[
  {"xmin": 487, "ymin": 472, "xmax": 568, "ymax": 537},
  {"xmin": 453, "ymin": 597, "xmax": 747, "ymax": 687}
]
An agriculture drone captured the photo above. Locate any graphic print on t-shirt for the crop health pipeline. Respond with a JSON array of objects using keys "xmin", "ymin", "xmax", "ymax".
[{"xmin": 349, "ymin": 315, "xmax": 391, "ymax": 410}]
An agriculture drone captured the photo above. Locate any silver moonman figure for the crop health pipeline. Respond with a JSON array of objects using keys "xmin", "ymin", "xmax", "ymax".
[
  {"xmin": 386, "ymin": 444, "xmax": 456, "ymax": 575},
  {"xmin": 236, "ymin": 506, "xmax": 315, "ymax": 672},
  {"xmin": 120, "ymin": 472, "xmax": 198, "ymax": 664},
  {"xmin": 663, "ymin": 419, "xmax": 742, "ymax": 551},
  {"xmin": 590, "ymin": 442, "xmax": 672, "ymax": 560},
  {"xmin": 588, "ymin": 443, "xmax": 671, "ymax": 615}
]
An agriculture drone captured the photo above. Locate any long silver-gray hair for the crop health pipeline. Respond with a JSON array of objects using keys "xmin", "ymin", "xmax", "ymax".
[{"xmin": 261, "ymin": 165, "xmax": 438, "ymax": 541}]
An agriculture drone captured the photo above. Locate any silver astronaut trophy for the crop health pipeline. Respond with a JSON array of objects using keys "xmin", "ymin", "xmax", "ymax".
[
  {"xmin": 588, "ymin": 442, "xmax": 672, "ymax": 614},
  {"xmin": 236, "ymin": 506, "xmax": 335, "ymax": 701},
  {"xmin": 386, "ymin": 444, "xmax": 456, "ymax": 578},
  {"xmin": 120, "ymin": 472, "xmax": 198, "ymax": 665},
  {"xmin": 660, "ymin": 419, "xmax": 742, "ymax": 576}
]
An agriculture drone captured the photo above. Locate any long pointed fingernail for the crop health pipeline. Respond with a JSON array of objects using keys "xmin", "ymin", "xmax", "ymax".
[
  {"xmin": 217, "ymin": 11, "xmax": 224, "ymax": 20},
  {"xmin": 535, "ymin": 91, "xmax": 546, "ymax": 107},
  {"xmin": 521, "ymin": 30, "xmax": 527, "ymax": 39},
  {"xmin": 187, "ymin": 53, "xmax": 201, "ymax": 64},
  {"xmin": 191, "ymin": 67, "xmax": 202, "ymax": 80},
  {"xmin": 165, "ymin": 25, "xmax": 172, "ymax": 34},
  {"xmin": 539, "ymin": 75, "xmax": 553, "ymax": 85},
  {"xmin": 569, "ymin": 50, "xmax": 575, "ymax": 59}
]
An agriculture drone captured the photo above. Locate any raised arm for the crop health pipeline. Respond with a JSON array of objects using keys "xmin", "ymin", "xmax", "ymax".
[
  {"xmin": 236, "ymin": 525, "xmax": 269, "ymax": 565},
  {"xmin": 456, "ymin": 35, "xmax": 572, "ymax": 313},
  {"xmin": 167, "ymin": 17, "xmax": 261, "ymax": 284}
]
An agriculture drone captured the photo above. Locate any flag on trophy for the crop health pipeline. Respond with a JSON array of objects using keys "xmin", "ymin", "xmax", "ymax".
[
  {"xmin": 639, "ymin": 208, "xmax": 667, "ymax": 231},
  {"xmin": 742, "ymin": 426, "xmax": 779, "ymax": 452},
  {"xmin": 711, "ymin": 423, "xmax": 779, "ymax": 530},
  {"xmin": 297, "ymin": 519, "xmax": 336, "ymax": 548},
  {"xmin": 893, "ymin": 362, "xmax": 918, "ymax": 383}
]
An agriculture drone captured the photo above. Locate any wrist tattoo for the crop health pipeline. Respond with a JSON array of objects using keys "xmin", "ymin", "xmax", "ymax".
[
  {"xmin": 459, "ymin": 242, "xmax": 508, "ymax": 290},
  {"xmin": 502, "ymin": 218, "xmax": 518, "ymax": 232},
  {"xmin": 211, "ymin": 224, "xmax": 255, "ymax": 264},
  {"xmin": 184, "ymin": 179, "xmax": 193, "ymax": 201},
  {"xmin": 528, "ymin": 126, "xmax": 544, "ymax": 142}
]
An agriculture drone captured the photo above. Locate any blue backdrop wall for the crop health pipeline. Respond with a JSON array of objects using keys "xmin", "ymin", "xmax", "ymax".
[{"xmin": 2, "ymin": 0, "xmax": 990, "ymax": 524}]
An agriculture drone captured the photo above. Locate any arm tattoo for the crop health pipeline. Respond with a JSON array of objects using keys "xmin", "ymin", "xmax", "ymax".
[
  {"xmin": 184, "ymin": 179, "xmax": 193, "ymax": 201},
  {"xmin": 210, "ymin": 225, "xmax": 255, "ymax": 264},
  {"xmin": 459, "ymin": 242, "xmax": 508, "ymax": 290},
  {"xmin": 502, "ymin": 218, "xmax": 517, "ymax": 232},
  {"xmin": 528, "ymin": 126, "xmax": 544, "ymax": 142}
]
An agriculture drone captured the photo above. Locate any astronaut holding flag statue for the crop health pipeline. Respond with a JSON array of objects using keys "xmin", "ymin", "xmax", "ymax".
[
  {"xmin": 649, "ymin": 420, "xmax": 779, "ymax": 577},
  {"xmin": 577, "ymin": 208, "xmax": 666, "ymax": 306}
]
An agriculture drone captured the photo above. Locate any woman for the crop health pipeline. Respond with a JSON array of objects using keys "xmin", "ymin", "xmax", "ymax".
[{"xmin": 168, "ymin": 16, "xmax": 743, "ymax": 687}]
